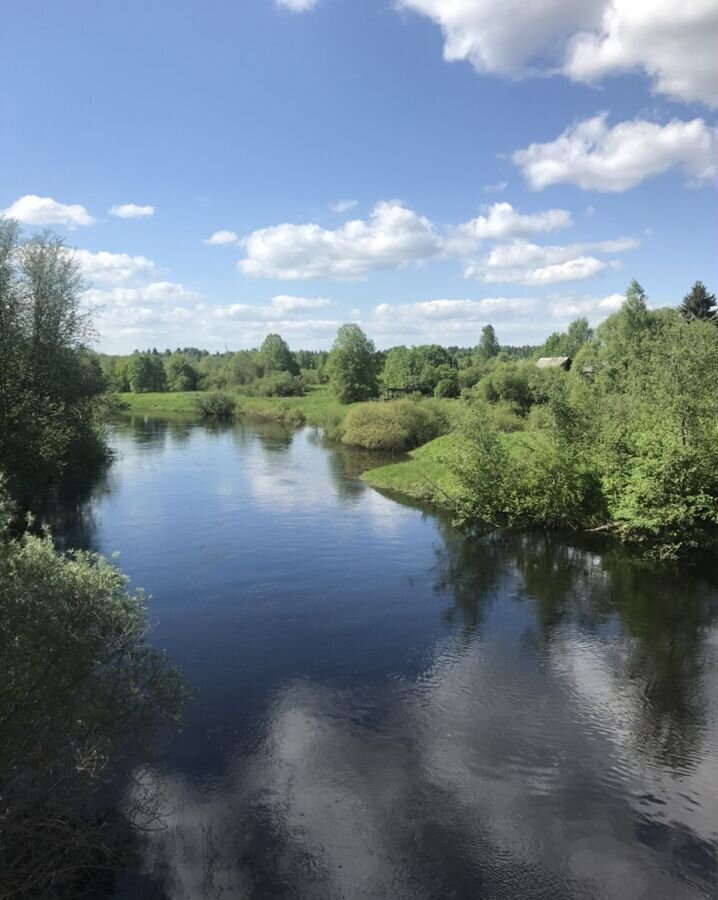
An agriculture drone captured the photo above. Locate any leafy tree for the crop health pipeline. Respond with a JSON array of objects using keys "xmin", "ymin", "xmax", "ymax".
[
  {"xmin": 477, "ymin": 324, "xmax": 499, "ymax": 360},
  {"xmin": 126, "ymin": 352, "xmax": 167, "ymax": 392},
  {"xmin": 0, "ymin": 220, "xmax": 107, "ymax": 507},
  {"xmin": 327, "ymin": 324, "xmax": 379, "ymax": 403},
  {"xmin": 260, "ymin": 333, "xmax": 299, "ymax": 376},
  {"xmin": 679, "ymin": 280, "xmax": 716, "ymax": 323},
  {"xmin": 165, "ymin": 355, "xmax": 199, "ymax": 391}
]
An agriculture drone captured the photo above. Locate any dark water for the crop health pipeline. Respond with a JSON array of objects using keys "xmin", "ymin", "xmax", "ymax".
[{"xmin": 66, "ymin": 416, "xmax": 718, "ymax": 899}]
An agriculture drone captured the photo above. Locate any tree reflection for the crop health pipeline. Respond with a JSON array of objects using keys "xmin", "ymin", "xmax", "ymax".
[{"xmin": 432, "ymin": 526, "xmax": 718, "ymax": 772}]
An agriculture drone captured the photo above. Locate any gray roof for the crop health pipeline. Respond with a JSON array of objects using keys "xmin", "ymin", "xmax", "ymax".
[{"xmin": 536, "ymin": 356, "xmax": 571, "ymax": 369}]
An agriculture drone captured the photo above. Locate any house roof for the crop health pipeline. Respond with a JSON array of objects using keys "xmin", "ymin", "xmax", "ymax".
[{"xmin": 535, "ymin": 356, "xmax": 571, "ymax": 369}]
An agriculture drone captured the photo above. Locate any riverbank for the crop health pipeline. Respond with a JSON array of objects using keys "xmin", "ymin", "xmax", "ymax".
[{"xmin": 116, "ymin": 387, "xmax": 349, "ymax": 430}]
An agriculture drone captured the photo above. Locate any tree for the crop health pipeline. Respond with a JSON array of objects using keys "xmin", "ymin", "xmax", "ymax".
[
  {"xmin": 260, "ymin": 333, "xmax": 299, "ymax": 376},
  {"xmin": 165, "ymin": 355, "xmax": 199, "ymax": 391},
  {"xmin": 0, "ymin": 220, "xmax": 107, "ymax": 507},
  {"xmin": 126, "ymin": 352, "xmax": 167, "ymax": 393},
  {"xmin": 477, "ymin": 324, "xmax": 499, "ymax": 360},
  {"xmin": 679, "ymin": 281, "xmax": 716, "ymax": 323},
  {"xmin": 327, "ymin": 324, "xmax": 379, "ymax": 403}
]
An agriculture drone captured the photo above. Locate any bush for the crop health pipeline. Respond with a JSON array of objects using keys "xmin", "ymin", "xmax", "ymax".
[
  {"xmin": 341, "ymin": 400, "xmax": 450, "ymax": 451},
  {"xmin": 434, "ymin": 377, "xmax": 459, "ymax": 399},
  {"xmin": 0, "ymin": 510, "xmax": 185, "ymax": 899},
  {"xmin": 252, "ymin": 372, "xmax": 305, "ymax": 397},
  {"xmin": 194, "ymin": 390, "xmax": 237, "ymax": 418}
]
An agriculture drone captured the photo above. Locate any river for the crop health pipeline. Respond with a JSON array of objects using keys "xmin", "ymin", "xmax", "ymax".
[{"xmin": 61, "ymin": 415, "xmax": 718, "ymax": 899}]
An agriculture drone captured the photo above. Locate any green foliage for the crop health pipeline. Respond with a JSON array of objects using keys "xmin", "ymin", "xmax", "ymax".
[
  {"xmin": 126, "ymin": 352, "xmax": 167, "ymax": 393},
  {"xmin": 194, "ymin": 390, "xmax": 237, "ymax": 418},
  {"xmin": 0, "ymin": 506, "xmax": 185, "ymax": 898},
  {"xmin": 327, "ymin": 324, "xmax": 379, "ymax": 403},
  {"xmin": 448, "ymin": 410, "xmax": 605, "ymax": 529},
  {"xmin": 260, "ymin": 333, "xmax": 300, "ymax": 376},
  {"xmin": 0, "ymin": 220, "xmax": 108, "ymax": 507},
  {"xmin": 539, "ymin": 317, "xmax": 593, "ymax": 359},
  {"xmin": 251, "ymin": 371, "xmax": 305, "ymax": 397},
  {"xmin": 165, "ymin": 354, "xmax": 199, "ymax": 391},
  {"xmin": 477, "ymin": 324, "xmax": 499, "ymax": 360},
  {"xmin": 679, "ymin": 280, "xmax": 716, "ymax": 323},
  {"xmin": 341, "ymin": 400, "xmax": 450, "ymax": 451}
]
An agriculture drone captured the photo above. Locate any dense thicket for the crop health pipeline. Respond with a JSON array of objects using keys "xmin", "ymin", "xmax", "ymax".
[
  {"xmin": 0, "ymin": 220, "xmax": 107, "ymax": 508},
  {"xmin": 0, "ymin": 485, "xmax": 185, "ymax": 898},
  {"xmin": 448, "ymin": 281, "xmax": 718, "ymax": 556}
]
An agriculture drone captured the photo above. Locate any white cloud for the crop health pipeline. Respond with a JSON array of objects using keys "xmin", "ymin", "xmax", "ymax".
[
  {"xmin": 84, "ymin": 281, "xmax": 202, "ymax": 307},
  {"xmin": 238, "ymin": 201, "xmax": 578, "ymax": 281},
  {"xmin": 330, "ymin": 200, "xmax": 358, "ymax": 213},
  {"xmin": 598, "ymin": 292, "xmax": 624, "ymax": 310},
  {"xmin": 397, "ymin": 0, "xmax": 601, "ymax": 77},
  {"xmin": 397, "ymin": 0, "xmax": 717, "ymax": 106},
  {"xmin": 466, "ymin": 236, "xmax": 637, "ymax": 285},
  {"xmin": 375, "ymin": 297, "xmax": 537, "ymax": 321},
  {"xmin": 275, "ymin": 0, "xmax": 319, "ymax": 10},
  {"xmin": 513, "ymin": 114, "xmax": 718, "ymax": 191},
  {"xmin": 203, "ymin": 229, "xmax": 239, "ymax": 245},
  {"xmin": 212, "ymin": 296, "xmax": 332, "ymax": 320},
  {"xmin": 239, "ymin": 201, "xmax": 442, "ymax": 280},
  {"xmin": 483, "ymin": 181, "xmax": 508, "ymax": 194},
  {"xmin": 565, "ymin": 0, "xmax": 718, "ymax": 107},
  {"xmin": 449, "ymin": 202, "xmax": 572, "ymax": 253},
  {"xmin": 74, "ymin": 249, "xmax": 157, "ymax": 283},
  {"xmin": 270, "ymin": 294, "xmax": 331, "ymax": 312},
  {"xmin": 2, "ymin": 194, "xmax": 95, "ymax": 228},
  {"xmin": 109, "ymin": 203, "xmax": 155, "ymax": 219}
]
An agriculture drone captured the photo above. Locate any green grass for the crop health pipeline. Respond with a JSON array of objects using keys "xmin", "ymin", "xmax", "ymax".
[
  {"xmin": 115, "ymin": 386, "xmax": 349, "ymax": 430},
  {"xmin": 116, "ymin": 391, "xmax": 204, "ymax": 416},
  {"xmin": 361, "ymin": 433, "xmax": 463, "ymax": 507}
]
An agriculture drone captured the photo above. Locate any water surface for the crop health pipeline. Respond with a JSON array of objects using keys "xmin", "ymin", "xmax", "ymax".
[{"xmin": 68, "ymin": 416, "xmax": 718, "ymax": 899}]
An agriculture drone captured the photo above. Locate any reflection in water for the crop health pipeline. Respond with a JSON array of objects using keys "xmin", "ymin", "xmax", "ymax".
[{"xmin": 61, "ymin": 418, "xmax": 717, "ymax": 899}]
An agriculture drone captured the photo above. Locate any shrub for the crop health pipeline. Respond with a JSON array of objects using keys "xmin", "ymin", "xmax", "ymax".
[
  {"xmin": 434, "ymin": 377, "xmax": 459, "ymax": 399},
  {"xmin": 194, "ymin": 390, "xmax": 237, "ymax": 418},
  {"xmin": 252, "ymin": 372, "xmax": 305, "ymax": 397},
  {"xmin": 341, "ymin": 400, "xmax": 450, "ymax": 451},
  {"xmin": 0, "ymin": 510, "xmax": 185, "ymax": 898}
]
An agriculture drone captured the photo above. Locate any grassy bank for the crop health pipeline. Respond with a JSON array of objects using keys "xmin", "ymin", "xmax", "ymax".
[
  {"xmin": 116, "ymin": 386, "xmax": 347, "ymax": 426},
  {"xmin": 361, "ymin": 434, "xmax": 462, "ymax": 507}
]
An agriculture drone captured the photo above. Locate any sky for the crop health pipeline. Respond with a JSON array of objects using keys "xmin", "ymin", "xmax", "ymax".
[{"xmin": 1, "ymin": 0, "xmax": 716, "ymax": 353}]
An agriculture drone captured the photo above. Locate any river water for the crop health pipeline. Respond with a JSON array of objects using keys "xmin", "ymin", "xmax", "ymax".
[{"xmin": 64, "ymin": 416, "xmax": 717, "ymax": 899}]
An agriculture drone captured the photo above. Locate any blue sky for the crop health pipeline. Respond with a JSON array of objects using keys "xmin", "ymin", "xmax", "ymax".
[{"xmin": 1, "ymin": 0, "xmax": 716, "ymax": 352}]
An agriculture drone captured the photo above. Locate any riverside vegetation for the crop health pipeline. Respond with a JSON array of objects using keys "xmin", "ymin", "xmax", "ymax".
[
  {"xmin": 0, "ymin": 219, "xmax": 716, "ymax": 894},
  {"xmin": 109, "ymin": 279, "xmax": 718, "ymax": 558},
  {"xmin": 0, "ymin": 221, "xmax": 185, "ymax": 899}
]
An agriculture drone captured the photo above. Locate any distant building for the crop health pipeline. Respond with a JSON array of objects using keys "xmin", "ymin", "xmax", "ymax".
[{"xmin": 535, "ymin": 356, "xmax": 571, "ymax": 370}]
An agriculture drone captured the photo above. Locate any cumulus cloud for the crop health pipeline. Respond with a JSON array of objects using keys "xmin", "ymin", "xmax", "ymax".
[
  {"xmin": 2, "ymin": 194, "xmax": 95, "ymax": 228},
  {"xmin": 513, "ymin": 114, "xmax": 718, "ymax": 191},
  {"xmin": 449, "ymin": 202, "xmax": 572, "ymax": 253},
  {"xmin": 212, "ymin": 296, "xmax": 332, "ymax": 319},
  {"xmin": 398, "ymin": 0, "xmax": 600, "ymax": 77},
  {"xmin": 238, "ymin": 201, "xmax": 577, "ymax": 281},
  {"xmin": 109, "ymin": 203, "xmax": 155, "ymax": 219},
  {"xmin": 84, "ymin": 281, "xmax": 202, "ymax": 308},
  {"xmin": 466, "ymin": 236, "xmax": 638, "ymax": 284},
  {"xmin": 565, "ymin": 0, "xmax": 718, "ymax": 107},
  {"xmin": 375, "ymin": 297, "xmax": 538, "ymax": 321},
  {"xmin": 203, "ymin": 230, "xmax": 239, "ymax": 245},
  {"xmin": 397, "ymin": 0, "xmax": 717, "ymax": 106},
  {"xmin": 239, "ymin": 201, "xmax": 442, "ymax": 280},
  {"xmin": 330, "ymin": 200, "xmax": 358, "ymax": 213},
  {"xmin": 74, "ymin": 249, "xmax": 157, "ymax": 283}
]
